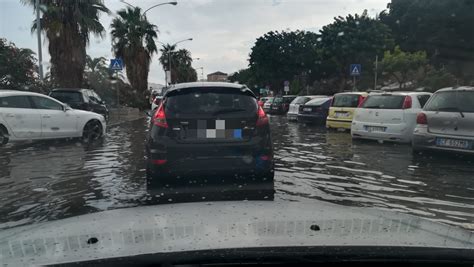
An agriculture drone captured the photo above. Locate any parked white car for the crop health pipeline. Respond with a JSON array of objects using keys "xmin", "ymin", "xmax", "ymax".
[
  {"xmin": 351, "ymin": 92, "xmax": 432, "ymax": 143},
  {"xmin": 0, "ymin": 90, "xmax": 106, "ymax": 146}
]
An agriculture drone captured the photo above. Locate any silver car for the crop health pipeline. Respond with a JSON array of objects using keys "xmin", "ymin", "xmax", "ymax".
[{"xmin": 412, "ymin": 87, "xmax": 474, "ymax": 154}]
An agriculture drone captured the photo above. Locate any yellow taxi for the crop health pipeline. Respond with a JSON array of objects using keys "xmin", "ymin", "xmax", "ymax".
[{"xmin": 326, "ymin": 92, "xmax": 368, "ymax": 130}]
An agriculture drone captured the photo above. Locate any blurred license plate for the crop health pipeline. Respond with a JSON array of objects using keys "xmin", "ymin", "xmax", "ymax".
[
  {"xmin": 335, "ymin": 112, "xmax": 349, "ymax": 118},
  {"xmin": 365, "ymin": 126, "xmax": 386, "ymax": 132},
  {"xmin": 303, "ymin": 108, "xmax": 312, "ymax": 112},
  {"xmin": 436, "ymin": 138, "xmax": 470, "ymax": 149}
]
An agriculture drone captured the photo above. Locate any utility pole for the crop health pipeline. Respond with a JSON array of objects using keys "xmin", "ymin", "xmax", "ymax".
[
  {"xmin": 374, "ymin": 55, "xmax": 379, "ymax": 91},
  {"xmin": 36, "ymin": 0, "xmax": 43, "ymax": 81}
]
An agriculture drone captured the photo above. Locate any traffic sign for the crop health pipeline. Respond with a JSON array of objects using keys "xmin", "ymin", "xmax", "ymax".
[
  {"xmin": 350, "ymin": 64, "xmax": 361, "ymax": 76},
  {"xmin": 110, "ymin": 58, "xmax": 123, "ymax": 71},
  {"xmin": 284, "ymin": 80, "xmax": 290, "ymax": 86},
  {"xmin": 284, "ymin": 85, "xmax": 290, "ymax": 92}
]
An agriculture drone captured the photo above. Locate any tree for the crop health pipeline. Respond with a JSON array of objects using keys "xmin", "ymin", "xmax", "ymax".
[
  {"xmin": 85, "ymin": 55, "xmax": 107, "ymax": 73},
  {"xmin": 228, "ymin": 68, "xmax": 257, "ymax": 88},
  {"xmin": 111, "ymin": 7, "xmax": 158, "ymax": 108},
  {"xmin": 249, "ymin": 30, "xmax": 321, "ymax": 93},
  {"xmin": 23, "ymin": 0, "xmax": 109, "ymax": 88},
  {"xmin": 159, "ymin": 45, "xmax": 197, "ymax": 84},
  {"xmin": 380, "ymin": 0, "xmax": 474, "ymax": 82},
  {"xmin": 420, "ymin": 66, "xmax": 457, "ymax": 92},
  {"xmin": 379, "ymin": 46, "xmax": 428, "ymax": 89},
  {"xmin": 318, "ymin": 11, "xmax": 394, "ymax": 91},
  {"xmin": 0, "ymin": 38, "xmax": 37, "ymax": 89}
]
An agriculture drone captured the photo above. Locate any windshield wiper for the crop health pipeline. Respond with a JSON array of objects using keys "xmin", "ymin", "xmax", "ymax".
[
  {"xmin": 363, "ymin": 105, "xmax": 380, "ymax": 109},
  {"xmin": 212, "ymin": 108, "xmax": 246, "ymax": 115},
  {"xmin": 437, "ymin": 107, "xmax": 465, "ymax": 118}
]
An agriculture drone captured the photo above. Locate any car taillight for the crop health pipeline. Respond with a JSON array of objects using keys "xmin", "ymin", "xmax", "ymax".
[
  {"xmin": 402, "ymin": 96, "xmax": 412, "ymax": 109},
  {"xmin": 151, "ymin": 159, "xmax": 167, "ymax": 165},
  {"xmin": 416, "ymin": 112, "xmax": 428, "ymax": 125},
  {"xmin": 357, "ymin": 96, "xmax": 367, "ymax": 108},
  {"xmin": 258, "ymin": 100, "xmax": 264, "ymax": 107},
  {"xmin": 153, "ymin": 103, "xmax": 168, "ymax": 128},
  {"xmin": 256, "ymin": 106, "xmax": 269, "ymax": 126}
]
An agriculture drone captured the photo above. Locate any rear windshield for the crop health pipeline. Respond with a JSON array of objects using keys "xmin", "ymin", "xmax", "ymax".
[
  {"xmin": 292, "ymin": 96, "xmax": 310, "ymax": 105},
  {"xmin": 424, "ymin": 91, "xmax": 474, "ymax": 113},
  {"xmin": 165, "ymin": 87, "xmax": 257, "ymax": 115},
  {"xmin": 332, "ymin": 94, "xmax": 360, "ymax": 107},
  {"xmin": 50, "ymin": 91, "xmax": 82, "ymax": 103},
  {"xmin": 362, "ymin": 95, "xmax": 405, "ymax": 109},
  {"xmin": 273, "ymin": 97, "xmax": 283, "ymax": 103},
  {"xmin": 305, "ymin": 97, "xmax": 331, "ymax": 106}
]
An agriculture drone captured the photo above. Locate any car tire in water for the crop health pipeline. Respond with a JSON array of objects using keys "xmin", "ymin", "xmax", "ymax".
[
  {"xmin": 82, "ymin": 120, "xmax": 103, "ymax": 143},
  {"xmin": 0, "ymin": 125, "xmax": 9, "ymax": 146}
]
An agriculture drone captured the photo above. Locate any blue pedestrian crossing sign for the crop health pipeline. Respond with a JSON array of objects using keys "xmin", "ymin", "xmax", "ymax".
[
  {"xmin": 110, "ymin": 58, "xmax": 123, "ymax": 71},
  {"xmin": 350, "ymin": 64, "xmax": 361, "ymax": 76}
]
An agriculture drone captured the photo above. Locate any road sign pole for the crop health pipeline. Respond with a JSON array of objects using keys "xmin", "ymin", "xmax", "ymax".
[
  {"xmin": 353, "ymin": 76, "xmax": 356, "ymax": 92},
  {"xmin": 374, "ymin": 55, "xmax": 378, "ymax": 91}
]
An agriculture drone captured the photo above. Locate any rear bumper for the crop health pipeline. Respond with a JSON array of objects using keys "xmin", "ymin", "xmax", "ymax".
[
  {"xmin": 287, "ymin": 112, "xmax": 298, "ymax": 121},
  {"xmin": 146, "ymin": 135, "xmax": 274, "ymax": 183},
  {"xmin": 351, "ymin": 121, "xmax": 411, "ymax": 143},
  {"xmin": 413, "ymin": 126, "xmax": 474, "ymax": 154},
  {"xmin": 297, "ymin": 114, "xmax": 326, "ymax": 124},
  {"xmin": 326, "ymin": 118, "xmax": 352, "ymax": 130}
]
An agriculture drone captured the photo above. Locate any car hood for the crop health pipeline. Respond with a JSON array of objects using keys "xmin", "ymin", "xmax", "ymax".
[{"xmin": 0, "ymin": 200, "xmax": 472, "ymax": 265}]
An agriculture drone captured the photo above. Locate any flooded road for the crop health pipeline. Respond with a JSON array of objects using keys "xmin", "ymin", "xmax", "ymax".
[{"xmin": 0, "ymin": 117, "xmax": 473, "ymax": 230}]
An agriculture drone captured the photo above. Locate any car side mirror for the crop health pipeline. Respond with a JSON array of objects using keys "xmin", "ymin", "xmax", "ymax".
[{"xmin": 63, "ymin": 104, "xmax": 72, "ymax": 111}]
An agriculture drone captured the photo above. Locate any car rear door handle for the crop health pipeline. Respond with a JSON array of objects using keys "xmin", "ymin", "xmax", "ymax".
[
  {"xmin": 42, "ymin": 115, "xmax": 51, "ymax": 118},
  {"xmin": 6, "ymin": 114, "xmax": 15, "ymax": 118}
]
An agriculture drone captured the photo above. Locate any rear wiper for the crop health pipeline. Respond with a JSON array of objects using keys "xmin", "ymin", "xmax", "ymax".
[
  {"xmin": 212, "ymin": 108, "xmax": 246, "ymax": 115},
  {"xmin": 363, "ymin": 105, "xmax": 380, "ymax": 109},
  {"xmin": 437, "ymin": 107, "xmax": 465, "ymax": 118}
]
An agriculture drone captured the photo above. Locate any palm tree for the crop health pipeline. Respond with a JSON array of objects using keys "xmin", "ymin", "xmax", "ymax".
[
  {"xmin": 85, "ymin": 55, "xmax": 107, "ymax": 72},
  {"xmin": 158, "ymin": 43, "xmax": 176, "ymax": 71},
  {"xmin": 110, "ymin": 7, "xmax": 158, "ymax": 108},
  {"xmin": 159, "ymin": 45, "xmax": 196, "ymax": 83},
  {"xmin": 23, "ymin": 0, "xmax": 109, "ymax": 88}
]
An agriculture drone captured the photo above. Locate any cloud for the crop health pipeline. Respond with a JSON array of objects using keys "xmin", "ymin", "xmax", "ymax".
[{"xmin": 0, "ymin": 0, "xmax": 388, "ymax": 84}]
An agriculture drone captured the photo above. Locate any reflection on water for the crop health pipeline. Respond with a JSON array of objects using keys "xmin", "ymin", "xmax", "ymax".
[
  {"xmin": 0, "ymin": 117, "xmax": 473, "ymax": 230},
  {"xmin": 271, "ymin": 115, "xmax": 474, "ymax": 230}
]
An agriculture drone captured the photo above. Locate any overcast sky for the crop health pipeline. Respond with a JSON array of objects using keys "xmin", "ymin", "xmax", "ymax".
[{"xmin": 0, "ymin": 0, "xmax": 388, "ymax": 85}]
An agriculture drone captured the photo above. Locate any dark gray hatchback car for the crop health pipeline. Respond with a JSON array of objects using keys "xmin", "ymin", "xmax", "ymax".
[
  {"xmin": 145, "ymin": 82, "xmax": 274, "ymax": 189},
  {"xmin": 412, "ymin": 87, "xmax": 474, "ymax": 154}
]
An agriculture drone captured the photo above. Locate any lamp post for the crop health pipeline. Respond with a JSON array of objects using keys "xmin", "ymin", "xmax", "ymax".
[
  {"xmin": 120, "ymin": 0, "xmax": 177, "ymax": 16},
  {"xmin": 35, "ymin": 0, "xmax": 43, "ymax": 81}
]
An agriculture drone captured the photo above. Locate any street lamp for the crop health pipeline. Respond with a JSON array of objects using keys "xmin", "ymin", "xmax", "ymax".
[
  {"xmin": 120, "ymin": 0, "xmax": 178, "ymax": 16},
  {"xmin": 158, "ymin": 38, "xmax": 193, "ymax": 85},
  {"xmin": 35, "ymin": 0, "xmax": 43, "ymax": 81}
]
